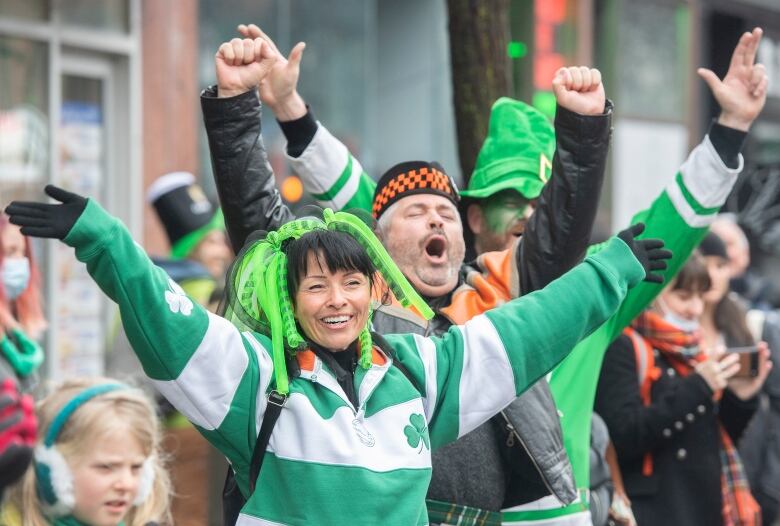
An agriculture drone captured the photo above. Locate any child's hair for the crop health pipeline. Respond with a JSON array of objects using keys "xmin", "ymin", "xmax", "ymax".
[
  {"xmin": 5, "ymin": 377, "xmax": 172, "ymax": 526},
  {"xmin": 0, "ymin": 216, "xmax": 47, "ymax": 339}
]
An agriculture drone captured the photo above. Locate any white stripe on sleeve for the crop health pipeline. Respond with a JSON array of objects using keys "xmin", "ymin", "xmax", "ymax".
[
  {"xmin": 666, "ymin": 136, "xmax": 741, "ymax": 228},
  {"xmin": 412, "ymin": 333, "xmax": 439, "ymax": 420},
  {"xmin": 151, "ymin": 312, "xmax": 249, "ymax": 430},
  {"xmin": 456, "ymin": 314, "xmax": 516, "ymax": 438}
]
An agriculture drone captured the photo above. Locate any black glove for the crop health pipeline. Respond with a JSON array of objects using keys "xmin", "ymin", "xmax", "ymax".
[
  {"xmin": 5, "ymin": 185, "xmax": 87, "ymax": 240},
  {"xmin": 617, "ymin": 223, "xmax": 673, "ymax": 284}
]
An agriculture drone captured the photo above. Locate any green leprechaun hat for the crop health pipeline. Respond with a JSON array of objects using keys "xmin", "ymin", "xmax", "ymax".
[{"xmin": 460, "ymin": 97, "xmax": 555, "ymax": 201}]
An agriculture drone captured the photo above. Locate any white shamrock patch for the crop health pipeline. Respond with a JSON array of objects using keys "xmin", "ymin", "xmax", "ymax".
[{"xmin": 164, "ymin": 279, "xmax": 193, "ymax": 316}]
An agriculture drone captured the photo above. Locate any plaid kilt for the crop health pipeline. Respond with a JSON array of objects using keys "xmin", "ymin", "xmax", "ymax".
[{"xmin": 427, "ymin": 499, "xmax": 502, "ymax": 526}]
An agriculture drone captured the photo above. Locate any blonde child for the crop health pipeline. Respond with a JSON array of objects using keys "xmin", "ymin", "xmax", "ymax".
[{"xmin": 0, "ymin": 378, "xmax": 171, "ymax": 526}]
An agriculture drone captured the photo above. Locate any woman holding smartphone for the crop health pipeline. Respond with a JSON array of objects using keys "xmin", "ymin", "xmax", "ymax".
[{"xmin": 596, "ymin": 249, "xmax": 771, "ymax": 526}]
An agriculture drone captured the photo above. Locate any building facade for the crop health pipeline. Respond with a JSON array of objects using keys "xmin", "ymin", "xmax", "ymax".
[{"xmin": 0, "ymin": 0, "xmax": 144, "ymax": 380}]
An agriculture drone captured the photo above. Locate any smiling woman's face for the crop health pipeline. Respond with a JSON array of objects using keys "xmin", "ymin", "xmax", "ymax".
[{"xmin": 294, "ymin": 251, "xmax": 372, "ymax": 351}]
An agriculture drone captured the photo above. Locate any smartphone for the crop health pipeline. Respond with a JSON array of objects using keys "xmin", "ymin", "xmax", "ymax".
[{"xmin": 725, "ymin": 346, "xmax": 760, "ymax": 378}]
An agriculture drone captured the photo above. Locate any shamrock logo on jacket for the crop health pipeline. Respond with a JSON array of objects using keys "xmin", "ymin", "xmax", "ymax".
[
  {"xmin": 404, "ymin": 413, "xmax": 430, "ymax": 453},
  {"xmin": 164, "ymin": 279, "xmax": 193, "ymax": 316}
]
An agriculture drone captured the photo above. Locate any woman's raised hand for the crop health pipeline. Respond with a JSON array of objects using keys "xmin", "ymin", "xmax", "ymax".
[
  {"xmin": 695, "ymin": 354, "xmax": 741, "ymax": 393},
  {"xmin": 5, "ymin": 185, "xmax": 87, "ymax": 240},
  {"xmin": 616, "ymin": 223, "xmax": 673, "ymax": 284},
  {"xmin": 727, "ymin": 342, "xmax": 773, "ymax": 400}
]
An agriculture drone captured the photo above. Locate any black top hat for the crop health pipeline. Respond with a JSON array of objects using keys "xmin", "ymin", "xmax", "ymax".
[{"xmin": 147, "ymin": 172, "xmax": 219, "ymax": 256}]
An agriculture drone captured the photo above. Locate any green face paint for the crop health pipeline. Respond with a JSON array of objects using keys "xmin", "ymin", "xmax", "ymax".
[{"xmin": 481, "ymin": 191, "xmax": 531, "ymax": 235}]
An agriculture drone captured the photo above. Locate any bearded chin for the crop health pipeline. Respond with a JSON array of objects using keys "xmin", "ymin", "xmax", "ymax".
[{"xmin": 418, "ymin": 263, "xmax": 459, "ymax": 287}]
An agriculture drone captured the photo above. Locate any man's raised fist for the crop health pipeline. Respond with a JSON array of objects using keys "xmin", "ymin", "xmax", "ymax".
[
  {"xmin": 552, "ymin": 66, "xmax": 606, "ymax": 116},
  {"xmin": 215, "ymin": 37, "xmax": 278, "ymax": 98}
]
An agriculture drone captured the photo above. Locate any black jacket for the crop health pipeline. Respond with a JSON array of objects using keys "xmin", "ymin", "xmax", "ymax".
[
  {"xmin": 739, "ymin": 310, "xmax": 780, "ymax": 522},
  {"xmin": 595, "ymin": 333, "xmax": 758, "ymax": 526},
  {"xmin": 200, "ymin": 86, "xmax": 613, "ymax": 508}
]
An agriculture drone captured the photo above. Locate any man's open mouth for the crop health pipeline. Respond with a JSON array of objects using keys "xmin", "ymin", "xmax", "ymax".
[{"xmin": 424, "ymin": 236, "xmax": 447, "ymax": 261}]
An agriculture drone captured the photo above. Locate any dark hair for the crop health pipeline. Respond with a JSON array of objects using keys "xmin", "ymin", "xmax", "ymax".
[
  {"xmin": 715, "ymin": 295, "xmax": 754, "ymax": 346},
  {"xmin": 286, "ymin": 229, "xmax": 377, "ymax": 298},
  {"xmin": 670, "ymin": 251, "xmax": 711, "ymax": 293},
  {"xmin": 699, "ymin": 232, "xmax": 729, "ymax": 261}
]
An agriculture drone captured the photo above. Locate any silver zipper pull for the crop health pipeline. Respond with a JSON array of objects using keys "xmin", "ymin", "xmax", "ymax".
[{"xmin": 505, "ymin": 421, "xmax": 516, "ymax": 447}]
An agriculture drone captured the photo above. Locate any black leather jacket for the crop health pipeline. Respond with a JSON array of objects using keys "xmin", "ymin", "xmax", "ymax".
[{"xmin": 200, "ymin": 86, "xmax": 613, "ymax": 508}]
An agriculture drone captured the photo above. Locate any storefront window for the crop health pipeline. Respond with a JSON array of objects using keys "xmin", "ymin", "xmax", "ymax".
[
  {"xmin": 0, "ymin": 0, "xmax": 49, "ymax": 21},
  {"xmin": 60, "ymin": 0, "xmax": 129, "ymax": 33},
  {"xmin": 0, "ymin": 36, "xmax": 49, "ymax": 202},
  {"xmin": 53, "ymin": 74, "xmax": 106, "ymax": 378},
  {"xmin": 614, "ymin": 0, "xmax": 689, "ymax": 121}
]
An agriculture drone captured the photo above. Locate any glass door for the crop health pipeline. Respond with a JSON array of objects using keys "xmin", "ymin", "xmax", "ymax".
[{"xmin": 49, "ymin": 54, "xmax": 113, "ymax": 379}]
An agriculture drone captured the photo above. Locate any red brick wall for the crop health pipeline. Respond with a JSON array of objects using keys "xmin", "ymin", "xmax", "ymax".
[{"xmin": 142, "ymin": 0, "xmax": 199, "ymax": 256}]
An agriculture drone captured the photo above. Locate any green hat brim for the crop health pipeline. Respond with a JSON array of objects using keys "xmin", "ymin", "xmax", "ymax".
[
  {"xmin": 170, "ymin": 209, "xmax": 225, "ymax": 260},
  {"xmin": 459, "ymin": 176, "xmax": 544, "ymax": 201}
]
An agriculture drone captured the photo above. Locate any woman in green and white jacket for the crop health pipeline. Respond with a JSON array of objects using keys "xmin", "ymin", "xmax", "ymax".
[{"xmin": 5, "ymin": 186, "xmax": 668, "ymax": 526}]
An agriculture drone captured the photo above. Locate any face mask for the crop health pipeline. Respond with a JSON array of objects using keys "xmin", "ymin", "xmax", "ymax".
[
  {"xmin": 657, "ymin": 296, "xmax": 700, "ymax": 333},
  {"xmin": 2, "ymin": 257, "xmax": 30, "ymax": 300},
  {"xmin": 662, "ymin": 311, "xmax": 700, "ymax": 333}
]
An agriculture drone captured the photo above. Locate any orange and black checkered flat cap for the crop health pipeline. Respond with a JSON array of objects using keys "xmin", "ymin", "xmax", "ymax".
[{"xmin": 372, "ymin": 161, "xmax": 459, "ymax": 219}]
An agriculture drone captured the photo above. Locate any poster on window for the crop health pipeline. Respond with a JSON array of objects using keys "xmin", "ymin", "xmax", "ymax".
[
  {"xmin": 0, "ymin": 106, "xmax": 48, "ymax": 184},
  {"xmin": 53, "ymin": 101, "xmax": 105, "ymax": 379}
]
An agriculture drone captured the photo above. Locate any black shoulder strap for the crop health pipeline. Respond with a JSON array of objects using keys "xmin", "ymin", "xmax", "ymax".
[{"xmin": 248, "ymin": 389, "xmax": 287, "ymax": 493}]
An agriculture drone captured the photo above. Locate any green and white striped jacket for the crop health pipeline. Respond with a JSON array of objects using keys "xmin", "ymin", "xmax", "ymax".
[
  {"xmin": 63, "ymin": 202, "xmax": 644, "ymax": 525},
  {"xmin": 283, "ymin": 118, "xmax": 743, "ymax": 524}
]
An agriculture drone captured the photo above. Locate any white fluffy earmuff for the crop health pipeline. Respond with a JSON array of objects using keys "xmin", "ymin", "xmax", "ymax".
[
  {"xmin": 34, "ymin": 444, "xmax": 75, "ymax": 517},
  {"xmin": 132, "ymin": 456, "xmax": 156, "ymax": 505}
]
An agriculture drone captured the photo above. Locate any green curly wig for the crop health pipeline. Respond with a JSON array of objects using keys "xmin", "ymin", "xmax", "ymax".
[{"xmin": 224, "ymin": 209, "xmax": 434, "ymax": 395}]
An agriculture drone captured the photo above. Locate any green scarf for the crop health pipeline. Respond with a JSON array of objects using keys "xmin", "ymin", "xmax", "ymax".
[{"xmin": 0, "ymin": 328, "xmax": 44, "ymax": 377}]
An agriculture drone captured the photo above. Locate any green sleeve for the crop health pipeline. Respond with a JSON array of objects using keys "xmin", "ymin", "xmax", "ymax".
[
  {"xmin": 548, "ymin": 134, "xmax": 743, "ymax": 493},
  {"xmin": 585, "ymin": 136, "xmax": 742, "ymax": 341},
  {"xmin": 63, "ymin": 199, "xmax": 271, "ymax": 484},
  {"xmin": 387, "ymin": 237, "xmax": 644, "ymax": 449}
]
